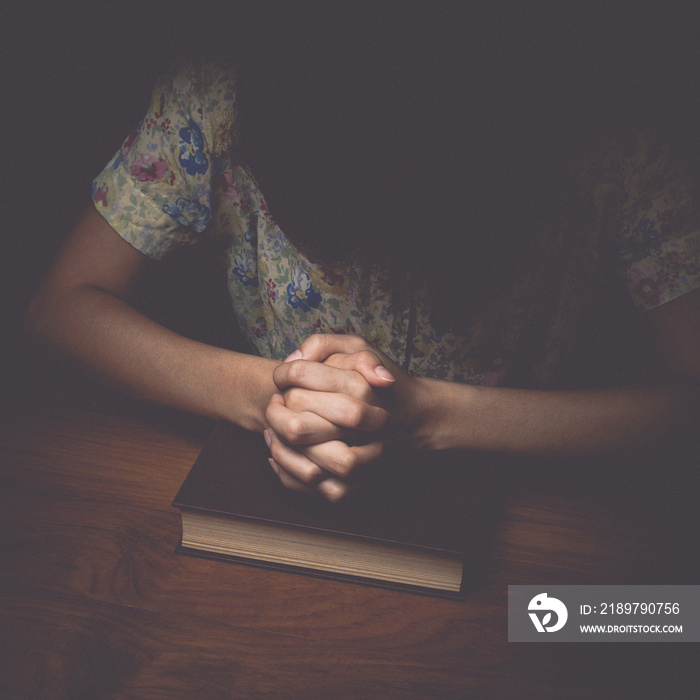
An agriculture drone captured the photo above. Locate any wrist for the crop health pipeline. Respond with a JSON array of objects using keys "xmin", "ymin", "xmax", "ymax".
[
  {"xmin": 401, "ymin": 377, "xmax": 482, "ymax": 452},
  {"xmin": 399, "ymin": 376, "xmax": 451, "ymax": 451},
  {"xmin": 213, "ymin": 352, "xmax": 280, "ymax": 433}
]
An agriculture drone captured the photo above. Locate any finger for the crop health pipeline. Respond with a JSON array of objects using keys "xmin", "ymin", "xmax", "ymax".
[
  {"xmin": 288, "ymin": 334, "xmax": 372, "ymax": 363},
  {"xmin": 268, "ymin": 457, "xmax": 314, "ymax": 494},
  {"xmin": 265, "ymin": 428, "xmax": 327, "ymax": 484},
  {"xmin": 266, "ymin": 393, "xmax": 345, "ymax": 445},
  {"xmin": 322, "ymin": 350, "xmax": 396, "ymax": 386},
  {"xmin": 286, "ymin": 335, "xmax": 397, "ymax": 385},
  {"xmin": 282, "ymin": 387, "xmax": 390, "ymax": 433},
  {"xmin": 298, "ymin": 439, "xmax": 384, "ymax": 479},
  {"xmin": 268, "ymin": 453, "xmax": 352, "ymax": 502},
  {"xmin": 274, "ymin": 359, "xmax": 380, "ymax": 397},
  {"xmin": 316, "ymin": 477, "xmax": 354, "ymax": 502}
]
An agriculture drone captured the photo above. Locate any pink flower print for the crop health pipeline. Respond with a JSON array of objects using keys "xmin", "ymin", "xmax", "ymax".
[
  {"xmin": 216, "ymin": 170, "xmax": 239, "ymax": 202},
  {"xmin": 259, "ymin": 197, "xmax": 273, "ymax": 219},
  {"xmin": 120, "ymin": 127, "xmax": 140, "ymax": 158},
  {"xmin": 93, "ymin": 183, "xmax": 109, "ymax": 207},
  {"xmin": 265, "ymin": 278, "xmax": 278, "ymax": 302},
  {"xmin": 129, "ymin": 154, "xmax": 171, "ymax": 182},
  {"xmin": 329, "ymin": 324, "xmax": 357, "ymax": 335},
  {"xmin": 319, "ymin": 265, "xmax": 346, "ymax": 287},
  {"xmin": 251, "ymin": 316, "xmax": 267, "ymax": 339},
  {"xmin": 144, "ymin": 117, "xmax": 158, "ymax": 135}
]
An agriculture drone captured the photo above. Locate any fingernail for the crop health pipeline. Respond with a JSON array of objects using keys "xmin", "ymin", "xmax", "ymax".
[
  {"xmin": 268, "ymin": 458, "xmax": 280, "ymax": 475},
  {"xmin": 375, "ymin": 365, "xmax": 395, "ymax": 382},
  {"xmin": 284, "ymin": 349, "xmax": 302, "ymax": 363},
  {"xmin": 263, "ymin": 429, "xmax": 271, "ymax": 448}
]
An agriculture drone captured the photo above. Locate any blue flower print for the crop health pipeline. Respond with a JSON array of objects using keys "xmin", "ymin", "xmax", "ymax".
[
  {"xmin": 232, "ymin": 250, "xmax": 258, "ymax": 287},
  {"xmin": 286, "ymin": 269, "xmax": 322, "ymax": 312},
  {"xmin": 162, "ymin": 197, "xmax": 211, "ymax": 232},
  {"xmin": 178, "ymin": 119, "xmax": 208, "ymax": 176}
]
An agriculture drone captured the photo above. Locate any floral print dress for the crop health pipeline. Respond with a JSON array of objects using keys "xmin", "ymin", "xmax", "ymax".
[{"xmin": 92, "ymin": 63, "xmax": 700, "ymax": 388}]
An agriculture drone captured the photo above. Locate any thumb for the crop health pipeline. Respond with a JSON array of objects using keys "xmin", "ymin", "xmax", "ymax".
[{"xmin": 323, "ymin": 350, "xmax": 397, "ymax": 387}]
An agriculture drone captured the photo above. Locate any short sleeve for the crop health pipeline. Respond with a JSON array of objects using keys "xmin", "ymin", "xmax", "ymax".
[
  {"xmin": 591, "ymin": 135, "xmax": 700, "ymax": 311},
  {"xmin": 92, "ymin": 63, "xmax": 237, "ymax": 260}
]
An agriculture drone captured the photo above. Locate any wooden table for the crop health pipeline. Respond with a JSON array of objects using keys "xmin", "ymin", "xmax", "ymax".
[{"xmin": 1, "ymin": 401, "xmax": 698, "ymax": 699}]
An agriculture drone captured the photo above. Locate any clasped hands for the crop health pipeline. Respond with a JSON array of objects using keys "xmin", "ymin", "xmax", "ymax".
[{"xmin": 263, "ymin": 334, "xmax": 417, "ymax": 501}]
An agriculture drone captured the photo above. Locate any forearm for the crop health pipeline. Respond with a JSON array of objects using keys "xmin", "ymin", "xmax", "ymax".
[
  {"xmin": 263, "ymin": 333, "xmax": 698, "ymax": 460},
  {"xmin": 25, "ymin": 284, "xmax": 279, "ymax": 431},
  {"xmin": 413, "ymin": 378, "xmax": 693, "ymax": 455},
  {"xmin": 261, "ymin": 332, "xmax": 698, "ymax": 500}
]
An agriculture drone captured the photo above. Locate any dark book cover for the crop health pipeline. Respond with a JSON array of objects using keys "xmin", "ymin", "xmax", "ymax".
[{"xmin": 172, "ymin": 422, "xmax": 500, "ymax": 598}]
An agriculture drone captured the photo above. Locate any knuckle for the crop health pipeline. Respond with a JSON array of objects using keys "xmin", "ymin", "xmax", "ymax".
[
  {"xmin": 319, "ymin": 479, "xmax": 349, "ymax": 503},
  {"xmin": 341, "ymin": 400, "xmax": 366, "ymax": 428},
  {"xmin": 358, "ymin": 349, "xmax": 378, "ymax": 364},
  {"xmin": 272, "ymin": 363, "xmax": 285, "ymax": 388},
  {"xmin": 344, "ymin": 373, "xmax": 368, "ymax": 398},
  {"xmin": 341, "ymin": 401, "xmax": 388, "ymax": 430},
  {"xmin": 285, "ymin": 360, "xmax": 309, "ymax": 385},
  {"xmin": 330, "ymin": 449, "xmax": 357, "ymax": 478},
  {"xmin": 308, "ymin": 334, "xmax": 330, "ymax": 354},
  {"xmin": 324, "ymin": 352, "xmax": 345, "ymax": 369},
  {"xmin": 283, "ymin": 387, "xmax": 303, "ymax": 410},
  {"xmin": 278, "ymin": 473, "xmax": 309, "ymax": 494},
  {"xmin": 284, "ymin": 415, "xmax": 310, "ymax": 444},
  {"xmin": 296, "ymin": 463, "xmax": 322, "ymax": 484}
]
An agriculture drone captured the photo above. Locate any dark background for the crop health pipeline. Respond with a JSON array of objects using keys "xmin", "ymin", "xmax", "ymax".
[
  {"xmin": 2, "ymin": 1, "xmax": 239, "ymax": 411},
  {"xmin": 3, "ymin": 1, "xmax": 699, "ymax": 410},
  {"xmin": 1, "ymin": 4, "xmax": 699, "ymax": 695}
]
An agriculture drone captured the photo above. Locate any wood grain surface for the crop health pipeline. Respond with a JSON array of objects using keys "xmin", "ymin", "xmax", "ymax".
[{"xmin": 1, "ymin": 405, "xmax": 698, "ymax": 699}]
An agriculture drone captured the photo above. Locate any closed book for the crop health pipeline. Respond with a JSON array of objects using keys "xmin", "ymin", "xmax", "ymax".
[{"xmin": 172, "ymin": 422, "xmax": 497, "ymax": 598}]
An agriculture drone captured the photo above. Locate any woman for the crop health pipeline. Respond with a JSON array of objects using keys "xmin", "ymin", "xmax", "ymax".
[{"xmin": 25, "ymin": 6, "xmax": 700, "ymax": 500}]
